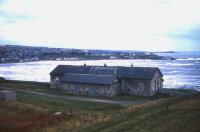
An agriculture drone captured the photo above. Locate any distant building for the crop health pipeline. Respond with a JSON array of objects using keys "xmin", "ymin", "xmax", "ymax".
[
  {"xmin": 50, "ymin": 65, "xmax": 163, "ymax": 96},
  {"xmin": 0, "ymin": 90, "xmax": 16, "ymax": 101},
  {"xmin": 110, "ymin": 56, "xmax": 118, "ymax": 59}
]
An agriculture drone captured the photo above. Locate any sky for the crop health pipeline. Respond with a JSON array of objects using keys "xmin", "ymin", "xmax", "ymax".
[{"xmin": 0, "ymin": 0, "xmax": 200, "ymax": 51}]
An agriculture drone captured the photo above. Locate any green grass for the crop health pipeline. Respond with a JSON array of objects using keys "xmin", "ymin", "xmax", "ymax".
[
  {"xmin": 0, "ymin": 89, "xmax": 123, "ymax": 131},
  {"xmin": 1, "ymin": 80, "xmax": 200, "ymax": 132},
  {"xmin": 84, "ymin": 96, "xmax": 200, "ymax": 132},
  {"xmin": 0, "ymin": 80, "xmax": 169, "ymax": 102},
  {"xmin": 110, "ymin": 92, "xmax": 170, "ymax": 101},
  {"xmin": 17, "ymin": 92, "xmax": 123, "ymax": 112},
  {"xmin": 0, "ymin": 80, "xmax": 61, "ymax": 94},
  {"xmin": 168, "ymin": 88, "xmax": 198, "ymax": 93}
]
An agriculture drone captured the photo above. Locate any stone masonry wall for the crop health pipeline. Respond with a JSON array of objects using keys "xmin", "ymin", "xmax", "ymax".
[
  {"xmin": 151, "ymin": 71, "xmax": 163, "ymax": 95},
  {"xmin": 60, "ymin": 83, "xmax": 118, "ymax": 97},
  {"xmin": 120, "ymin": 79, "xmax": 152, "ymax": 96}
]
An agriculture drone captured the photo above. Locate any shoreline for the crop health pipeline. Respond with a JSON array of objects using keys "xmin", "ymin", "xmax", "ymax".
[
  {"xmin": 0, "ymin": 57, "xmax": 176, "ymax": 64},
  {"xmin": 0, "ymin": 45, "xmax": 176, "ymax": 64},
  {"xmin": 0, "ymin": 58, "xmax": 199, "ymax": 91}
]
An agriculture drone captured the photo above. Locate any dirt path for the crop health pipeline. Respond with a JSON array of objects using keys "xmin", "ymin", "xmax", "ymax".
[{"xmin": 0, "ymin": 87, "xmax": 140, "ymax": 106}]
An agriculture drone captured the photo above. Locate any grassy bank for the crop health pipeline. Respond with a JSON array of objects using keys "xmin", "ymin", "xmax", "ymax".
[
  {"xmin": 84, "ymin": 96, "xmax": 200, "ymax": 132},
  {"xmin": 0, "ymin": 80, "xmax": 200, "ymax": 131},
  {"xmin": 0, "ymin": 89, "xmax": 123, "ymax": 131},
  {"xmin": 0, "ymin": 80, "xmax": 169, "ymax": 101}
]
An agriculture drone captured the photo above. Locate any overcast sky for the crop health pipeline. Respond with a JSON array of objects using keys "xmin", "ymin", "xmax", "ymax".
[{"xmin": 0, "ymin": 0, "xmax": 200, "ymax": 51}]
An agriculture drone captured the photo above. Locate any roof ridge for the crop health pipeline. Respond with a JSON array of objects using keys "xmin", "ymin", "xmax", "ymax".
[
  {"xmin": 51, "ymin": 65, "xmax": 163, "ymax": 78},
  {"xmin": 64, "ymin": 73, "xmax": 114, "ymax": 76}
]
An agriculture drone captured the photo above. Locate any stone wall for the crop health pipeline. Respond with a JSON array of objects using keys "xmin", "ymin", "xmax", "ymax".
[
  {"xmin": 50, "ymin": 75, "xmax": 61, "ymax": 88},
  {"xmin": 60, "ymin": 83, "xmax": 119, "ymax": 97},
  {"xmin": 50, "ymin": 74, "xmax": 163, "ymax": 97},
  {"xmin": 151, "ymin": 71, "xmax": 163, "ymax": 95},
  {"xmin": 120, "ymin": 79, "xmax": 152, "ymax": 96}
]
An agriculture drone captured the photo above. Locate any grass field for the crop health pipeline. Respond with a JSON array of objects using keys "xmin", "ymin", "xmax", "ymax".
[
  {"xmin": 0, "ymin": 80, "xmax": 169, "ymax": 101},
  {"xmin": 84, "ymin": 96, "xmax": 200, "ymax": 132},
  {"xmin": 0, "ymin": 92, "xmax": 123, "ymax": 132},
  {"xmin": 0, "ymin": 81, "xmax": 200, "ymax": 132}
]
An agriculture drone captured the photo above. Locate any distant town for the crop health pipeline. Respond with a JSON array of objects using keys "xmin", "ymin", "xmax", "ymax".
[{"xmin": 0, "ymin": 45, "xmax": 176, "ymax": 63}]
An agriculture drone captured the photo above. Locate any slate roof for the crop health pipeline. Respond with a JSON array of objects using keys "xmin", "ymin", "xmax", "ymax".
[
  {"xmin": 50, "ymin": 65, "xmax": 91, "ymax": 76},
  {"xmin": 50, "ymin": 65, "xmax": 163, "ymax": 85},
  {"xmin": 61, "ymin": 73, "xmax": 115, "ymax": 85},
  {"xmin": 117, "ymin": 67, "xmax": 163, "ymax": 80},
  {"xmin": 50, "ymin": 65, "xmax": 116, "ymax": 76},
  {"xmin": 89, "ymin": 66, "xmax": 116, "ymax": 75}
]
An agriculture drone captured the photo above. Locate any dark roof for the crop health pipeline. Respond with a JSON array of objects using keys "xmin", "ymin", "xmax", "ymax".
[
  {"xmin": 50, "ymin": 65, "xmax": 163, "ymax": 81},
  {"xmin": 117, "ymin": 67, "xmax": 163, "ymax": 80},
  {"xmin": 50, "ymin": 65, "xmax": 91, "ymax": 76},
  {"xmin": 50, "ymin": 65, "xmax": 116, "ymax": 76},
  {"xmin": 61, "ymin": 73, "xmax": 115, "ymax": 85},
  {"xmin": 89, "ymin": 66, "xmax": 116, "ymax": 75}
]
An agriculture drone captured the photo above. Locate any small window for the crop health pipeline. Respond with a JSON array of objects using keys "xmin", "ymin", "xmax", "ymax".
[{"xmin": 154, "ymin": 81, "xmax": 157, "ymax": 91}]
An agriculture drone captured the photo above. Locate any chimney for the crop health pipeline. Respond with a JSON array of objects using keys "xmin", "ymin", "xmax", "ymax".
[
  {"xmin": 84, "ymin": 63, "xmax": 86, "ymax": 67},
  {"xmin": 104, "ymin": 63, "xmax": 107, "ymax": 67}
]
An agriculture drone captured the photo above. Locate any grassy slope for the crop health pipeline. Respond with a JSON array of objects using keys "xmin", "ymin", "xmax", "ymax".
[
  {"xmin": 17, "ymin": 92, "xmax": 123, "ymax": 112},
  {"xmin": 0, "ymin": 81, "xmax": 200, "ymax": 132},
  {"xmin": 84, "ymin": 96, "xmax": 200, "ymax": 132},
  {"xmin": 0, "ymin": 92, "xmax": 123, "ymax": 132},
  {"xmin": 0, "ymin": 80, "xmax": 169, "ymax": 101},
  {"xmin": 0, "ymin": 80, "xmax": 61, "ymax": 95}
]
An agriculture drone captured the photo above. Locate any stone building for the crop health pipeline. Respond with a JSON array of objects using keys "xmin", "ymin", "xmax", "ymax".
[
  {"xmin": 50, "ymin": 65, "xmax": 163, "ymax": 96},
  {"xmin": 0, "ymin": 90, "xmax": 16, "ymax": 101}
]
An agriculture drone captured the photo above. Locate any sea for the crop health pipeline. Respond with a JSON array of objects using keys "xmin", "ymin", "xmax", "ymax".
[{"xmin": 0, "ymin": 51, "xmax": 200, "ymax": 90}]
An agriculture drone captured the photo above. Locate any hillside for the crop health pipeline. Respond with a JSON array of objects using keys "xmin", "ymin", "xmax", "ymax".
[{"xmin": 0, "ymin": 81, "xmax": 199, "ymax": 132}]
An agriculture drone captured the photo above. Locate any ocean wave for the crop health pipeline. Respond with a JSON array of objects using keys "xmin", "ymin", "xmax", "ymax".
[
  {"xmin": 1, "ymin": 60, "xmax": 200, "ymax": 90},
  {"xmin": 164, "ymin": 63, "xmax": 194, "ymax": 66},
  {"xmin": 177, "ymin": 58, "xmax": 200, "ymax": 61}
]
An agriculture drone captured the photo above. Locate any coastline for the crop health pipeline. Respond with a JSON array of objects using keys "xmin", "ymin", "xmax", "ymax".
[
  {"xmin": 0, "ymin": 57, "xmax": 176, "ymax": 64},
  {"xmin": 1, "ymin": 58, "xmax": 200, "ymax": 91},
  {"xmin": 0, "ymin": 45, "xmax": 176, "ymax": 64}
]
